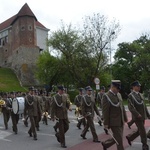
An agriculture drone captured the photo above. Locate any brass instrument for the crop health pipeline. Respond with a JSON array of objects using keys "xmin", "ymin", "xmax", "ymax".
[{"xmin": 0, "ymin": 99, "xmax": 6, "ymax": 113}]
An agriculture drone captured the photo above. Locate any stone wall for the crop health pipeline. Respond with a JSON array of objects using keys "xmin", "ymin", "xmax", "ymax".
[{"xmin": 1, "ymin": 46, "xmax": 40, "ymax": 86}]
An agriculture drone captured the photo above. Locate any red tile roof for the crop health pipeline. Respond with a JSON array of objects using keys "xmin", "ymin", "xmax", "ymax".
[{"xmin": 0, "ymin": 3, "xmax": 48, "ymax": 32}]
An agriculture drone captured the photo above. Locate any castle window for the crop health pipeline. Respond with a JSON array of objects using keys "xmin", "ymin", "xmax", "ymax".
[
  {"xmin": 5, "ymin": 49, "xmax": 7, "ymax": 52},
  {"xmin": 28, "ymin": 25, "xmax": 32, "ymax": 31},
  {"xmin": 5, "ymin": 36, "xmax": 8, "ymax": 43},
  {"xmin": 29, "ymin": 38, "xmax": 32, "ymax": 42},
  {"xmin": 21, "ymin": 25, "xmax": 25, "ymax": 31}
]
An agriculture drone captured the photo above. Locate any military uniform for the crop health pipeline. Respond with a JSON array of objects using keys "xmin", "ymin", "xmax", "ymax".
[
  {"xmin": 2, "ymin": 94, "xmax": 11, "ymax": 129},
  {"xmin": 97, "ymin": 86, "xmax": 105, "ymax": 109},
  {"xmin": 9, "ymin": 93, "xmax": 19, "ymax": 134},
  {"xmin": 51, "ymin": 86, "xmax": 70, "ymax": 148},
  {"xmin": 74, "ymin": 91, "xmax": 86, "ymax": 129},
  {"xmin": 80, "ymin": 86, "xmax": 101, "ymax": 142},
  {"xmin": 126, "ymin": 81, "xmax": 150, "ymax": 150},
  {"xmin": 24, "ymin": 90, "xmax": 42, "ymax": 140},
  {"xmin": 102, "ymin": 81, "xmax": 127, "ymax": 150}
]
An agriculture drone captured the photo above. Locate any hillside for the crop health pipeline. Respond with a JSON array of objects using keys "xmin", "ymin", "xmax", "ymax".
[{"xmin": 0, "ymin": 68, "xmax": 26, "ymax": 92}]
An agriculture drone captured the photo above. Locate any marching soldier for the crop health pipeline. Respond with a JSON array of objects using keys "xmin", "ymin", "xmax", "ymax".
[
  {"xmin": 33, "ymin": 89, "xmax": 43, "ymax": 130},
  {"xmin": 126, "ymin": 81, "xmax": 150, "ymax": 150},
  {"xmin": 97, "ymin": 86, "xmax": 105, "ymax": 109},
  {"xmin": 9, "ymin": 92, "xmax": 19, "ymax": 134},
  {"xmin": 80, "ymin": 86, "xmax": 101, "ymax": 143},
  {"xmin": 74, "ymin": 88, "xmax": 86, "ymax": 129},
  {"xmin": 24, "ymin": 87, "xmax": 42, "ymax": 140},
  {"xmin": 101, "ymin": 80, "xmax": 127, "ymax": 150},
  {"xmin": 1, "ymin": 93, "xmax": 11, "ymax": 130},
  {"xmin": 51, "ymin": 85, "xmax": 70, "ymax": 148}
]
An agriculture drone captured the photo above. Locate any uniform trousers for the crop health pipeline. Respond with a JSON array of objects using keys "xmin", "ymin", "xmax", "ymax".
[
  {"xmin": 102, "ymin": 126, "xmax": 124, "ymax": 150},
  {"xmin": 56, "ymin": 119, "xmax": 69, "ymax": 145},
  {"xmin": 77, "ymin": 110, "xmax": 86, "ymax": 128},
  {"xmin": 28, "ymin": 116, "xmax": 37, "ymax": 138},
  {"xmin": 81, "ymin": 116, "xmax": 98, "ymax": 141},
  {"xmin": 126, "ymin": 120, "xmax": 147, "ymax": 145},
  {"xmin": 11, "ymin": 112, "xmax": 19, "ymax": 133},
  {"xmin": 3, "ymin": 110, "xmax": 10, "ymax": 129}
]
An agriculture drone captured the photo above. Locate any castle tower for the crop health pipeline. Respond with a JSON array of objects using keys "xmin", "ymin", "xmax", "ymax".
[
  {"xmin": 0, "ymin": 3, "xmax": 49, "ymax": 86},
  {"xmin": 11, "ymin": 3, "xmax": 37, "ymax": 51}
]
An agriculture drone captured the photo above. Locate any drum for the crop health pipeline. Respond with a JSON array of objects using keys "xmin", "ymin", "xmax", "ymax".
[{"xmin": 12, "ymin": 97, "xmax": 25, "ymax": 114}]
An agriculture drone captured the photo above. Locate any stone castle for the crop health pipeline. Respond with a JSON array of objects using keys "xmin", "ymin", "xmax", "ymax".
[{"xmin": 0, "ymin": 3, "xmax": 49, "ymax": 86}]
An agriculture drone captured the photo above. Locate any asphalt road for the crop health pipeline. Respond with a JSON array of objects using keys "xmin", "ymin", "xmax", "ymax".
[{"xmin": 0, "ymin": 107, "xmax": 149, "ymax": 150}]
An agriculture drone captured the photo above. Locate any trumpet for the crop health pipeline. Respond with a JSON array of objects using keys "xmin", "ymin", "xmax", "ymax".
[{"xmin": 77, "ymin": 112, "xmax": 91, "ymax": 120}]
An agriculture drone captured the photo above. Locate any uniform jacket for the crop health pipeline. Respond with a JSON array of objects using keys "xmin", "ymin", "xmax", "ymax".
[
  {"xmin": 51, "ymin": 93, "xmax": 70, "ymax": 119},
  {"xmin": 128, "ymin": 91, "xmax": 150, "ymax": 121},
  {"xmin": 81, "ymin": 94, "xmax": 100, "ymax": 118},
  {"xmin": 102, "ymin": 91, "xmax": 127, "ymax": 127},
  {"xmin": 24, "ymin": 94, "xmax": 41, "ymax": 117},
  {"xmin": 74, "ymin": 95, "xmax": 83, "ymax": 107},
  {"xmin": 2, "ymin": 98, "xmax": 12, "ymax": 113}
]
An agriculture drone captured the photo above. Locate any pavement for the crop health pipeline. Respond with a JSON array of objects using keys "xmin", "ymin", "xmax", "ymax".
[{"xmin": 0, "ymin": 106, "xmax": 149, "ymax": 150}]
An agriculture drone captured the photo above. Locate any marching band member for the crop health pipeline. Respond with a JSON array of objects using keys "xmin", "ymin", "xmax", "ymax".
[
  {"xmin": 74, "ymin": 88, "xmax": 86, "ymax": 129},
  {"xmin": 24, "ymin": 87, "xmax": 42, "ymax": 140},
  {"xmin": 80, "ymin": 86, "xmax": 101, "ymax": 143},
  {"xmin": 51, "ymin": 85, "xmax": 70, "ymax": 148},
  {"xmin": 101, "ymin": 80, "xmax": 127, "ymax": 150}
]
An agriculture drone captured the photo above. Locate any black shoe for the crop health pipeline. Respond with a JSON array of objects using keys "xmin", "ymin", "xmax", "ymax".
[
  {"xmin": 104, "ymin": 128, "xmax": 108, "ymax": 135},
  {"xmin": 77, "ymin": 124, "xmax": 81, "ymax": 129},
  {"xmin": 33, "ymin": 137, "xmax": 37, "ymax": 140},
  {"xmin": 93, "ymin": 140, "xmax": 101, "ymax": 143},
  {"xmin": 61, "ymin": 144, "xmax": 67, "ymax": 148},
  {"xmin": 36, "ymin": 127, "xmax": 39, "ymax": 131},
  {"xmin": 14, "ymin": 131, "xmax": 17, "ymax": 134},
  {"xmin": 24, "ymin": 121, "xmax": 28, "ymax": 127},
  {"xmin": 53, "ymin": 126, "xmax": 57, "ymax": 132},
  {"xmin": 98, "ymin": 121, "xmax": 102, "ymax": 126},
  {"xmin": 80, "ymin": 134, "xmax": 87, "ymax": 139},
  {"xmin": 101, "ymin": 142, "xmax": 107, "ymax": 150},
  {"xmin": 28, "ymin": 131, "xmax": 32, "ymax": 137},
  {"xmin": 55, "ymin": 133, "xmax": 60, "ymax": 143},
  {"xmin": 142, "ymin": 144, "xmax": 149, "ymax": 150},
  {"xmin": 147, "ymin": 135, "xmax": 150, "ymax": 139},
  {"xmin": 126, "ymin": 136, "xmax": 131, "ymax": 146},
  {"xmin": 127, "ymin": 123, "xmax": 131, "ymax": 129}
]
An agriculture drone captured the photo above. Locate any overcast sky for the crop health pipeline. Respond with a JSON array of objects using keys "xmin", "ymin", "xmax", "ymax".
[{"xmin": 1, "ymin": 0, "xmax": 150, "ymax": 50}]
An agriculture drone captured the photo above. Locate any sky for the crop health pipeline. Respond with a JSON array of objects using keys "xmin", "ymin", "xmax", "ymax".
[{"xmin": 1, "ymin": 0, "xmax": 150, "ymax": 51}]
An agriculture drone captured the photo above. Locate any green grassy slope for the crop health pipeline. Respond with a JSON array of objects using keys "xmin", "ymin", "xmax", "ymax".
[{"xmin": 0, "ymin": 68, "xmax": 26, "ymax": 92}]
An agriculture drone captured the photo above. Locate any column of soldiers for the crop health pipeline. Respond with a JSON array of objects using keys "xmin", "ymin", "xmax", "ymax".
[{"xmin": 0, "ymin": 80, "xmax": 150, "ymax": 150}]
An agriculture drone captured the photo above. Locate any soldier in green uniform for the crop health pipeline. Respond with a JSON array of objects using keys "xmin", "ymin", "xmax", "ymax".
[
  {"xmin": 9, "ymin": 92, "xmax": 19, "ymax": 134},
  {"xmin": 2, "ymin": 93, "xmax": 11, "ymax": 130},
  {"xmin": 74, "ymin": 88, "xmax": 86, "ymax": 129},
  {"xmin": 51, "ymin": 85, "xmax": 70, "ymax": 148},
  {"xmin": 97, "ymin": 86, "xmax": 105, "ymax": 109},
  {"xmin": 80, "ymin": 86, "xmax": 101, "ymax": 142},
  {"xmin": 126, "ymin": 81, "xmax": 150, "ymax": 150},
  {"xmin": 101, "ymin": 80, "xmax": 127, "ymax": 150},
  {"xmin": 24, "ymin": 87, "xmax": 42, "ymax": 140}
]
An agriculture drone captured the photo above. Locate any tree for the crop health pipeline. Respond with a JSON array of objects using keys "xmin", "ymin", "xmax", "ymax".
[
  {"xmin": 82, "ymin": 13, "xmax": 121, "ymax": 78},
  {"xmin": 112, "ymin": 34, "xmax": 150, "ymax": 96}
]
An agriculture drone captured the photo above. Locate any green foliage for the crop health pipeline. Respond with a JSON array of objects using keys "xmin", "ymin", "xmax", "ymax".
[
  {"xmin": 36, "ymin": 14, "xmax": 120, "ymax": 89},
  {"xmin": 0, "ymin": 68, "xmax": 26, "ymax": 92},
  {"xmin": 112, "ymin": 34, "xmax": 150, "ymax": 96}
]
